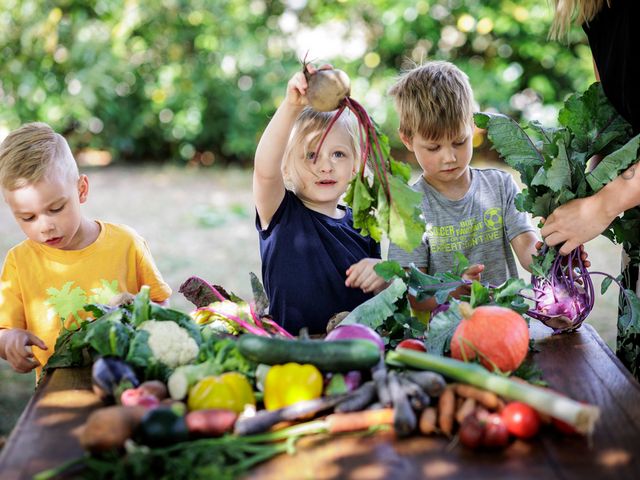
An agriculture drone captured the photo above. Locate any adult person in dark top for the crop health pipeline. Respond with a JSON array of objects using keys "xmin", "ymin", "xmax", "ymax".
[
  {"xmin": 542, "ymin": 0, "xmax": 640, "ymax": 373},
  {"xmin": 253, "ymin": 65, "xmax": 386, "ymax": 336}
]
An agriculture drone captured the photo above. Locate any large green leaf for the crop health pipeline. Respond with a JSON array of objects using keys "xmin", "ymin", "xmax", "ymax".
[
  {"xmin": 559, "ymin": 83, "xmax": 632, "ymax": 155},
  {"xmin": 474, "ymin": 112, "xmax": 544, "ymax": 185},
  {"xmin": 587, "ymin": 134, "xmax": 640, "ymax": 191},
  {"xmin": 340, "ymin": 278, "xmax": 407, "ymax": 330},
  {"xmin": 386, "ymin": 175, "xmax": 425, "ymax": 252},
  {"xmin": 424, "ymin": 302, "xmax": 462, "ymax": 356}
]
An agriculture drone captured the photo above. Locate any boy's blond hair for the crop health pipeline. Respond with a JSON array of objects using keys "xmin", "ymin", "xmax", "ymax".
[
  {"xmin": 282, "ymin": 107, "xmax": 361, "ymax": 191},
  {"xmin": 0, "ymin": 122, "xmax": 79, "ymax": 190},
  {"xmin": 549, "ymin": 0, "xmax": 609, "ymax": 40},
  {"xmin": 389, "ymin": 60, "xmax": 475, "ymax": 142}
]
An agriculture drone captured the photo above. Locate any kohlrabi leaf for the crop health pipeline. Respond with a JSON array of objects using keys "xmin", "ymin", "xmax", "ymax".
[
  {"xmin": 542, "ymin": 141, "xmax": 572, "ymax": 192},
  {"xmin": 559, "ymin": 82, "xmax": 632, "ymax": 156},
  {"xmin": 618, "ymin": 289, "xmax": 640, "ymax": 336},
  {"xmin": 586, "ymin": 134, "xmax": 640, "ymax": 191},
  {"xmin": 474, "ymin": 112, "xmax": 544, "ymax": 186}
]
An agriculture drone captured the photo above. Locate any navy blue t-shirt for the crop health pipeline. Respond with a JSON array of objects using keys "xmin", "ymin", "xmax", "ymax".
[{"xmin": 257, "ymin": 190, "xmax": 381, "ymax": 335}]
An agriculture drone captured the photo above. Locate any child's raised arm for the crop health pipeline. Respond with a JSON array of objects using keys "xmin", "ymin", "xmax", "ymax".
[{"xmin": 253, "ymin": 66, "xmax": 316, "ymax": 228}]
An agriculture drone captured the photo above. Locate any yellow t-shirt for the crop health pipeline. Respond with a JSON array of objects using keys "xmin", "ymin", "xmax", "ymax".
[{"xmin": 0, "ymin": 221, "xmax": 172, "ymax": 373}]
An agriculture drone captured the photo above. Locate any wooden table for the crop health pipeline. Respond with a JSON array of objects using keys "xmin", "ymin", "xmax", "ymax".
[{"xmin": 1, "ymin": 320, "xmax": 640, "ymax": 479}]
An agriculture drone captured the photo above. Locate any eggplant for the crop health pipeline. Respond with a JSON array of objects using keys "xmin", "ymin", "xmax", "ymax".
[{"xmin": 92, "ymin": 356, "xmax": 140, "ymax": 402}]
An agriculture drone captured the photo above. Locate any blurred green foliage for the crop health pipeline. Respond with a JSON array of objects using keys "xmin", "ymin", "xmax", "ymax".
[{"xmin": 0, "ymin": 0, "xmax": 595, "ymax": 165}]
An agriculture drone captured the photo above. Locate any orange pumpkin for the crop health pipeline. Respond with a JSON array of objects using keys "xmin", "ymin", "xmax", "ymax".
[{"xmin": 450, "ymin": 303, "xmax": 530, "ymax": 373}]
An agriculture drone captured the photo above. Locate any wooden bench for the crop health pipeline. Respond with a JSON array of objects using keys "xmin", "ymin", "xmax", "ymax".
[{"xmin": 1, "ymin": 320, "xmax": 639, "ymax": 479}]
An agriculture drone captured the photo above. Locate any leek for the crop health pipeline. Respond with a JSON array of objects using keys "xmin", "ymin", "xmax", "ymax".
[{"xmin": 387, "ymin": 348, "xmax": 600, "ymax": 435}]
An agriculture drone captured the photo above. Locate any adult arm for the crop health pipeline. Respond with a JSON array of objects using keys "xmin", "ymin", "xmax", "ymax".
[{"xmin": 541, "ymin": 164, "xmax": 640, "ymax": 255}]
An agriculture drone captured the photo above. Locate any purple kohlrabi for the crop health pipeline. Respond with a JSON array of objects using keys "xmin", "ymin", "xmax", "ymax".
[{"xmin": 528, "ymin": 247, "xmax": 594, "ymax": 333}]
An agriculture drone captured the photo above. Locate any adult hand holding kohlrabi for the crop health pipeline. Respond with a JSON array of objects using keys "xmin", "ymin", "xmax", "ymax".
[
  {"xmin": 475, "ymin": 83, "xmax": 640, "ymax": 337},
  {"xmin": 544, "ymin": 0, "xmax": 640, "ymax": 377}
]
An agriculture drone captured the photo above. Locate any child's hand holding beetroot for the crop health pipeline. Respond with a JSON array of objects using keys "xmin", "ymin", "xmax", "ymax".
[{"xmin": 345, "ymin": 258, "xmax": 388, "ymax": 294}]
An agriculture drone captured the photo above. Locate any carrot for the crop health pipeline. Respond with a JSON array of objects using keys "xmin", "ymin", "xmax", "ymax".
[
  {"xmin": 325, "ymin": 408, "xmax": 394, "ymax": 434},
  {"xmin": 454, "ymin": 384, "xmax": 501, "ymax": 410},
  {"xmin": 419, "ymin": 407, "xmax": 438, "ymax": 435},
  {"xmin": 185, "ymin": 409, "xmax": 238, "ymax": 437},
  {"xmin": 438, "ymin": 386, "xmax": 456, "ymax": 437},
  {"xmin": 455, "ymin": 397, "xmax": 476, "ymax": 424}
]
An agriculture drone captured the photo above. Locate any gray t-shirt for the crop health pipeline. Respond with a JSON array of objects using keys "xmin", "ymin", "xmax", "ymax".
[{"xmin": 388, "ymin": 167, "xmax": 535, "ymax": 286}]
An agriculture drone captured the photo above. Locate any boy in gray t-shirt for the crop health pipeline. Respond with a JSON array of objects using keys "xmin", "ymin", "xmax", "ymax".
[{"xmin": 387, "ymin": 61, "xmax": 539, "ymax": 312}]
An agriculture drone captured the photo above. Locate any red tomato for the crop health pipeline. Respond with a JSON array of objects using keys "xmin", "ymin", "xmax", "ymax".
[
  {"xmin": 501, "ymin": 402, "xmax": 541, "ymax": 439},
  {"xmin": 396, "ymin": 339, "xmax": 427, "ymax": 352}
]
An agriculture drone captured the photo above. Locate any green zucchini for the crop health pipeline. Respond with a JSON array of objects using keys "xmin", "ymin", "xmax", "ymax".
[{"xmin": 237, "ymin": 335, "xmax": 381, "ymax": 372}]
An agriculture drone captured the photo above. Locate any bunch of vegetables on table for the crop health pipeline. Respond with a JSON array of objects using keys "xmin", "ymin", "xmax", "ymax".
[{"xmin": 35, "ymin": 267, "xmax": 600, "ymax": 480}]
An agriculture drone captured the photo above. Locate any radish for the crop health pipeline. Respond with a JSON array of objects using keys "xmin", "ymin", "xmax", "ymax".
[{"xmin": 303, "ymin": 63, "xmax": 425, "ymax": 253}]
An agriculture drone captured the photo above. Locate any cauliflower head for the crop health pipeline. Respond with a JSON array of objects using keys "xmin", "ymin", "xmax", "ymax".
[{"xmin": 139, "ymin": 320, "xmax": 199, "ymax": 368}]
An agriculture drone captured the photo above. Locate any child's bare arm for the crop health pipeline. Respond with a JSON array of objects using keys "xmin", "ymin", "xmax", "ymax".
[
  {"xmin": 253, "ymin": 66, "xmax": 318, "ymax": 228},
  {"xmin": 510, "ymin": 231, "xmax": 540, "ymax": 273},
  {"xmin": 0, "ymin": 328, "xmax": 47, "ymax": 373},
  {"xmin": 345, "ymin": 258, "xmax": 389, "ymax": 294}
]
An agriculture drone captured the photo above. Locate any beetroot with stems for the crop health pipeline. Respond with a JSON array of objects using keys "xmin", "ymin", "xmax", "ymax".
[{"xmin": 303, "ymin": 63, "xmax": 425, "ymax": 253}]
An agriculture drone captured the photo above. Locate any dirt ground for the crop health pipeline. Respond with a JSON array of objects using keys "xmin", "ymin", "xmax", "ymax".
[{"xmin": 0, "ymin": 164, "xmax": 623, "ymax": 438}]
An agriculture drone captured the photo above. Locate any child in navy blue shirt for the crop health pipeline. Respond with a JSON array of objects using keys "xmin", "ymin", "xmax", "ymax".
[{"xmin": 253, "ymin": 65, "xmax": 386, "ymax": 335}]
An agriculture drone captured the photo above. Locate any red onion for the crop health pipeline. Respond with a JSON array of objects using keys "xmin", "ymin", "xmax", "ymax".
[{"xmin": 325, "ymin": 324, "xmax": 385, "ymax": 353}]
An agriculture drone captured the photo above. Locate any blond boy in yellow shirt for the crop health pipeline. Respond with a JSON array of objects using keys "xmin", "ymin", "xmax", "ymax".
[{"xmin": 0, "ymin": 122, "xmax": 171, "ymax": 377}]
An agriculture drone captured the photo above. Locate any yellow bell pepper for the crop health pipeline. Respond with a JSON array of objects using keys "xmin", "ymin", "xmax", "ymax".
[
  {"xmin": 263, "ymin": 363, "xmax": 323, "ymax": 410},
  {"xmin": 187, "ymin": 372, "xmax": 255, "ymax": 413}
]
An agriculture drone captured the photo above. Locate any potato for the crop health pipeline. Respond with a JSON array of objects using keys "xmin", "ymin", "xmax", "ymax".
[
  {"xmin": 80, "ymin": 405, "xmax": 146, "ymax": 453},
  {"xmin": 185, "ymin": 409, "xmax": 237, "ymax": 437}
]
